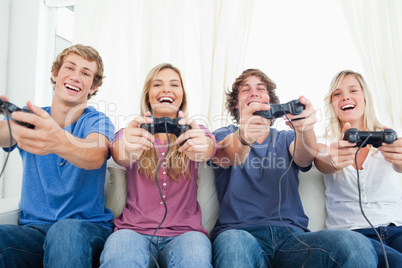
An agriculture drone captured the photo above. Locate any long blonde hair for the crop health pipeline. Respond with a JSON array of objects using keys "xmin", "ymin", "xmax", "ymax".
[
  {"xmin": 138, "ymin": 63, "xmax": 190, "ymax": 181},
  {"xmin": 324, "ymin": 70, "xmax": 383, "ymax": 141}
]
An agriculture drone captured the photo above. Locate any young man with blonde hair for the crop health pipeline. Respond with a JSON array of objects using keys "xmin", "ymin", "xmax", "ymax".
[{"xmin": 0, "ymin": 44, "xmax": 114, "ymax": 267}]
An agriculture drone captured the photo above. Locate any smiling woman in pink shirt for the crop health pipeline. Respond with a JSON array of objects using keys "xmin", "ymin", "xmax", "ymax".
[{"xmin": 100, "ymin": 63, "xmax": 216, "ymax": 268}]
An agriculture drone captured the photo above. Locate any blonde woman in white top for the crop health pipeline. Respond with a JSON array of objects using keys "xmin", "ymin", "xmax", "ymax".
[{"xmin": 314, "ymin": 70, "xmax": 402, "ymax": 268}]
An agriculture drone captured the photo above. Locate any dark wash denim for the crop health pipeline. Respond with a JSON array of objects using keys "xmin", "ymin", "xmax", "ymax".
[
  {"xmin": 0, "ymin": 218, "xmax": 112, "ymax": 268},
  {"xmin": 354, "ymin": 224, "xmax": 402, "ymax": 268},
  {"xmin": 213, "ymin": 225, "xmax": 378, "ymax": 268}
]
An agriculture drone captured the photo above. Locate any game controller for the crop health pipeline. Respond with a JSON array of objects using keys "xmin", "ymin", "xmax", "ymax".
[
  {"xmin": 342, "ymin": 128, "xmax": 397, "ymax": 148},
  {"xmin": 253, "ymin": 99, "xmax": 305, "ymax": 119},
  {"xmin": 139, "ymin": 116, "xmax": 190, "ymax": 137},
  {"xmin": 0, "ymin": 98, "xmax": 35, "ymax": 129}
]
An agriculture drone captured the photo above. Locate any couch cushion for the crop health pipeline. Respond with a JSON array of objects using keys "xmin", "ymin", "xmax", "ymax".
[
  {"xmin": 0, "ymin": 196, "xmax": 20, "ymax": 225},
  {"xmin": 299, "ymin": 168, "xmax": 327, "ymax": 231},
  {"xmin": 104, "ymin": 160, "xmax": 328, "ymax": 234},
  {"xmin": 197, "ymin": 162, "xmax": 220, "ymax": 235},
  {"xmin": 104, "ymin": 166, "xmax": 127, "ymax": 220}
]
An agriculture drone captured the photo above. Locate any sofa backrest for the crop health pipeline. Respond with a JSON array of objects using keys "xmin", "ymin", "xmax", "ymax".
[
  {"xmin": 299, "ymin": 168, "xmax": 327, "ymax": 231},
  {"xmin": 104, "ymin": 160, "xmax": 220, "ymax": 235},
  {"xmin": 104, "ymin": 159, "xmax": 327, "ymax": 235}
]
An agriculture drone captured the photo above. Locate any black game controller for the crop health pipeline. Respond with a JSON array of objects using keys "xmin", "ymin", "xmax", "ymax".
[
  {"xmin": 253, "ymin": 99, "xmax": 305, "ymax": 119},
  {"xmin": 139, "ymin": 116, "xmax": 190, "ymax": 137},
  {"xmin": 0, "ymin": 99, "xmax": 35, "ymax": 129},
  {"xmin": 342, "ymin": 128, "xmax": 397, "ymax": 148}
]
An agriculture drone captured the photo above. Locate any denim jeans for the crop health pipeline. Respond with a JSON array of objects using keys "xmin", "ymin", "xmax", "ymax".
[
  {"xmin": 354, "ymin": 224, "xmax": 402, "ymax": 268},
  {"xmin": 0, "ymin": 218, "xmax": 112, "ymax": 268},
  {"xmin": 100, "ymin": 229, "xmax": 212, "ymax": 267},
  {"xmin": 213, "ymin": 226, "xmax": 378, "ymax": 268}
]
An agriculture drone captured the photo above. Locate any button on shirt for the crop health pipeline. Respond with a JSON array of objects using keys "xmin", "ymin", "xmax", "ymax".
[
  {"xmin": 112, "ymin": 125, "xmax": 216, "ymax": 237},
  {"xmin": 324, "ymin": 148, "xmax": 402, "ymax": 230}
]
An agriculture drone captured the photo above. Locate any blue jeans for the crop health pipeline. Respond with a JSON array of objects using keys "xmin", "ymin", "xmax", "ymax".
[
  {"xmin": 354, "ymin": 224, "xmax": 402, "ymax": 268},
  {"xmin": 213, "ymin": 226, "xmax": 378, "ymax": 268},
  {"xmin": 0, "ymin": 219, "xmax": 112, "ymax": 268},
  {"xmin": 100, "ymin": 229, "xmax": 212, "ymax": 267}
]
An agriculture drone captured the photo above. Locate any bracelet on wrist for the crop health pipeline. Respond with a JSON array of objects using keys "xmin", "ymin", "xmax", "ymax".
[
  {"xmin": 329, "ymin": 156, "xmax": 342, "ymax": 173},
  {"xmin": 237, "ymin": 129, "xmax": 253, "ymax": 147}
]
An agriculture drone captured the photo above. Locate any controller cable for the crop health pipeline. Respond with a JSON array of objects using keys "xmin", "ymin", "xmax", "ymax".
[
  {"xmin": 0, "ymin": 117, "xmax": 14, "ymax": 180},
  {"xmin": 148, "ymin": 121, "xmax": 170, "ymax": 268},
  {"xmin": 355, "ymin": 136, "xmax": 389, "ymax": 268},
  {"xmin": 277, "ymin": 113, "xmax": 311, "ymax": 268}
]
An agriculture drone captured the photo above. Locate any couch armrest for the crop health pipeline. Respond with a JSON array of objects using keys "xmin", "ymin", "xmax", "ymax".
[{"xmin": 0, "ymin": 196, "xmax": 20, "ymax": 225}]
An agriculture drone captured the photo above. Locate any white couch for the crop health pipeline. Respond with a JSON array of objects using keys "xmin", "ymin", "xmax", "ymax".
[{"xmin": 0, "ymin": 160, "xmax": 327, "ymax": 233}]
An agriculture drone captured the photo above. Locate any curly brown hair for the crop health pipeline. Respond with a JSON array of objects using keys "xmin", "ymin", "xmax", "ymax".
[
  {"xmin": 226, "ymin": 68, "xmax": 279, "ymax": 125},
  {"xmin": 50, "ymin": 44, "xmax": 104, "ymax": 100}
]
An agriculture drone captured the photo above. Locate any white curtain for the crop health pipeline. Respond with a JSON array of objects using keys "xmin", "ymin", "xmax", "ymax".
[
  {"xmin": 340, "ymin": 0, "xmax": 402, "ymax": 130},
  {"xmin": 73, "ymin": 0, "xmax": 255, "ymax": 132}
]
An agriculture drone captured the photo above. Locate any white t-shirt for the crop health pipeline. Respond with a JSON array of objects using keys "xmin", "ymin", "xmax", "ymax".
[{"xmin": 324, "ymin": 148, "xmax": 402, "ymax": 230}]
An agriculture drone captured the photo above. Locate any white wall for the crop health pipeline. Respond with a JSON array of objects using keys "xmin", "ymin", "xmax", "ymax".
[
  {"xmin": 0, "ymin": 0, "xmax": 10, "ymax": 198},
  {"xmin": 0, "ymin": 0, "xmax": 9, "ymax": 96},
  {"xmin": 1, "ymin": 0, "xmax": 57, "ymax": 198}
]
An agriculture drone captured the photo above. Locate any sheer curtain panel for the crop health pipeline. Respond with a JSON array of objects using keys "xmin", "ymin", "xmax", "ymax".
[
  {"xmin": 73, "ymin": 0, "xmax": 255, "ymax": 131},
  {"xmin": 340, "ymin": 0, "xmax": 402, "ymax": 129}
]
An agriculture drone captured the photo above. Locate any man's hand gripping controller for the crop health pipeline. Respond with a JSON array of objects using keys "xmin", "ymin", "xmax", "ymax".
[
  {"xmin": 253, "ymin": 99, "xmax": 305, "ymax": 119},
  {"xmin": 0, "ymin": 98, "xmax": 34, "ymax": 129}
]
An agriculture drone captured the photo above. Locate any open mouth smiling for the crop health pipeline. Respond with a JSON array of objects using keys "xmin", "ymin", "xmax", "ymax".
[
  {"xmin": 247, "ymin": 101, "xmax": 260, "ymax": 106},
  {"xmin": 158, "ymin": 96, "xmax": 174, "ymax": 104},
  {"xmin": 341, "ymin": 104, "xmax": 355, "ymax": 111},
  {"xmin": 65, "ymin": 84, "xmax": 81, "ymax": 92}
]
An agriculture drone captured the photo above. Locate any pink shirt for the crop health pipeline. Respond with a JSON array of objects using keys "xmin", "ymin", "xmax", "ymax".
[{"xmin": 112, "ymin": 125, "xmax": 216, "ymax": 237}]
